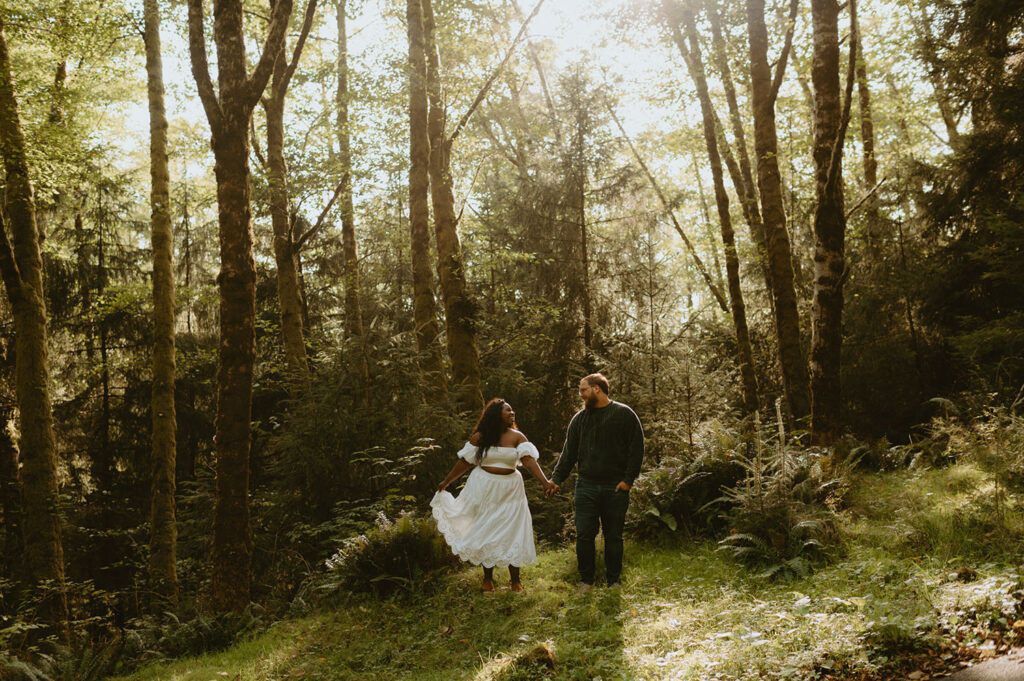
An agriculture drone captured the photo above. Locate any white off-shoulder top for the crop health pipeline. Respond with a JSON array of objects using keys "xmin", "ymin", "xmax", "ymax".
[{"xmin": 456, "ymin": 441, "xmax": 540, "ymax": 470}]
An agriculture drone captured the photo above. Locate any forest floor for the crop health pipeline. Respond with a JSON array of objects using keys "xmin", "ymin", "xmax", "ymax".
[{"xmin": 114, "ymin": 462, "xmax": 1024, "ymax": 681}]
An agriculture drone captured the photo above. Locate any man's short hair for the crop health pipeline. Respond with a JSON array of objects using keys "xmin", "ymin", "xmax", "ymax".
[{"xmin": 583, "ymin": 373, "xmax": 610, "ymax": 395}]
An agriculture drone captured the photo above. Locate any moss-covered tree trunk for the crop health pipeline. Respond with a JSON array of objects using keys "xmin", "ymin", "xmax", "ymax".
[
  {"xmin": 745, "ymin": 0, "xmax": 811, "ymax": 423},
  {"xmin": 0, "ymin": 365, "xmax": 23, "ymax": 583},
  {"xmin": 0, "ymin": 14, "xmax": 68, "ymax": 634},
  {"xmin": 674, "ymin": 5, "xmax": 759, "ymax": 415},
  {"xmin": 706, "ymin": 1, "xmax": 773, "ymax": 297},
  {"xmin": 809, "ymin": 0, "xmax": 854, "ymax": 445},
  {"xmin": 263, "ymin": 0, "xmax": 317, "ymax": 381},
  {"xmin": 143, "ymin": 0, "xmax": 178, "ymax": 609},
  {"xmin": 853, "ymin": 9, "xmax": 879, "ymax": 233},
  {"xmin": 406, "ymin": 0, "xmax": 447, "ymax": 400},
  {"xmin": 421, "ymin": 0, "xmax": 483, "ymax": 412},
  {"xmin": 187, "ymin": 0, "xmax": 292, "ymax": 613}
]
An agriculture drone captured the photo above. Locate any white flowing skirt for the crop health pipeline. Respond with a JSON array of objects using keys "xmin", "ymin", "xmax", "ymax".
[{"xmin": 430, "ymin": 467, "xmax": 537, "ymax": 568}]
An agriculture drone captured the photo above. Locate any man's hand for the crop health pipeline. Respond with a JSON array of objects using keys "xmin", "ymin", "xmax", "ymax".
[
  {"xmin": 615, "ymin": 481, "xmax": 631, "ymax": 493},
  {"xmin": 545, "ymin": 481, "xmax": 560, "ymax": 497}
]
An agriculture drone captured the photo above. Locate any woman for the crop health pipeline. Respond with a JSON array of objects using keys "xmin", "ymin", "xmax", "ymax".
[{"xmin": 431, "ymin": 398, "xmax": 555, "ymax": 592}]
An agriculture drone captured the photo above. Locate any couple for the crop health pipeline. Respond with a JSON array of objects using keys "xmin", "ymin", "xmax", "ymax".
[{"xmin": 430, "ymin": 373, "xmax": 645, "ymax": 593}]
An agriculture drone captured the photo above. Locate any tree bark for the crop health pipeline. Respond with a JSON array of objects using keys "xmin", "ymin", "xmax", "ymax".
[
  {"xmin": 187, "ymin": 0, "xmax": 292, "ymax": 613},
  {"xmin": 263, "ymin": 0, "xmax": 317, "ymax": 381},
  {"xmin": 0, "ymin": 359, "xmax": 23, "ymax": 583},
  {"xmin": 675, "ymin": 4, "xmax": 759, "ymax": 415},
  {"xmin": 745, "ymin": 0, "xmax": 811, "ymax": 422},
  {"xmin": 421, "ymin": 0, "xmax": 484, "ymax": 412},
  {"xmin": 336, "ymin": 0, "xmax": 370, "ymax": 388},
  {"xmin": 406, "ymin": 0, "xmax": 447, "ymax": 400},
  {"xmin": 706, "ymin": 2, "xmax": 775, "ymax": 299},
  {"xmin": 852, "ymin": 9, "xmax": 879, "ymax": 234},
  {"xmin": 707, "ymin": 3, "xmax": 761, "ymax": 238},
  {"xmin": 0, "ymin": 14, "xmax": 68, "ymax": 633},
  {"xmin": 144, "ymin": 0, "xmax": 178, "ymax": 609},
  {"xmin": 809, "ymin": 0, "xmax": 855, "ymax": 445}
]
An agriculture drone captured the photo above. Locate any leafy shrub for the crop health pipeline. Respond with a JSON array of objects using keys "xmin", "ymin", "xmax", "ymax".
[
  {"xmin": 0, "ymin": 635, "xmax": 126, "ymax": 681},
  {"xmin": 323, "ymin": 511, "xmax": 459, "ymax": 598},
  {"xmin": 0, "ymin": 655, "xmax": 52, "ymax": 681},
  {"xmin": 626, "ymin": 420, "xmax": 746, "ymax": 539},
  {"xmin": 123, "ymin": 609, "xmax": 264, "ymax": 660},
  {"xmin": 860, "ymin": 614, "xmax": 935, "ymax": 656},
  {"xmin": 711, "ymin": 418, "xmax": 843, "ymax": 579}
]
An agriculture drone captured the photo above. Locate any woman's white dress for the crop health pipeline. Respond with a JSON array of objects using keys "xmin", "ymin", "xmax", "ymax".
[{"xmin": 430, "ymin": 441, "xmax": 540, "ymax": 568}]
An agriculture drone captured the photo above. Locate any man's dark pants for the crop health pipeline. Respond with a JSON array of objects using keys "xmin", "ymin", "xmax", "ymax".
[{"xmin": 574, "ymin": 478, "xmax": 630, "ymax": 585}]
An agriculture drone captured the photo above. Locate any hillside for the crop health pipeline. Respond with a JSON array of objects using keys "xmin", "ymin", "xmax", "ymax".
[{"xmin": 113, "ymin": 463, "xmax": 1024, "ymax": 681}]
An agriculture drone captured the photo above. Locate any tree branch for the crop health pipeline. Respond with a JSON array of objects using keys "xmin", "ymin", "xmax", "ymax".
[
  {"xmin": 282, "ymin": 0, "xmax": 318, "ymax": 92},
  {"xmin": 827, "ymin": 0, "xmax": 857, "ymax": 192},
  {"xmin": 250, "ymin": 116, "xmax": 267, "ymax": 169},
  {"xmin": 446, "ymin": 0, "xmax": 547, "ymax": 146},
  {"xmin": 769, "ymin": 0, "xmax": 800, "ymax": 104},
  {"xmin": 606, "ymin": 100, "xmax": 730, "ymax": 314},
  {"xmin": 845, "ymin": 175, "xmax": 885, "ymax": 220},
  {"xmin": 186, "ymin": 0, "xmax": 223, "ymax": 131},
  {"xmin": 247, "ymin": 0, "xmax": 295, "ymax": 111},
  {"xmin": 294, "ymin": 178, "xmax": 346, "ymax": 252}
]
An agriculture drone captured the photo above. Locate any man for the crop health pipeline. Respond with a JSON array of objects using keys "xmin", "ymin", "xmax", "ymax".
[{"xmin": 547, "ymin": 373, "xmax": 644, "ymax": 592}]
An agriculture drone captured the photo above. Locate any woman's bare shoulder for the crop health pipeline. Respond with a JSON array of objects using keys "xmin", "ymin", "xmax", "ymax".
[
  {"xmin": 510, "ymin": 429, "xmax": 528, "ymax": 445},
  {"xmin": 468, "ymin": 432, "xmax": 481, "ymax": 445}
]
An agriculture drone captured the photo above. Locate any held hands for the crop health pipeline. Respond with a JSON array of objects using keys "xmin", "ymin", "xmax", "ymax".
[{"xmin": 544, "ymin": 480, "xmax": 560, "ymax": 497}]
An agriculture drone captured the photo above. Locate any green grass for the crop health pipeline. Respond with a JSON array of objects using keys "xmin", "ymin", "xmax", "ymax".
[{"xmin": 112, "ymin": 462, "xmax": 1024, "ymax": 681}]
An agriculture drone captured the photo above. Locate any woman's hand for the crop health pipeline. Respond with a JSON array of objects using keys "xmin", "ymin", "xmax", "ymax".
[
  {"xmin": 437, "ymin": 480, "xmax": 449, "ymax": 492},
  {"xmin": 543, "ymin": 479, "xmax": 559, "ymax": 497}
]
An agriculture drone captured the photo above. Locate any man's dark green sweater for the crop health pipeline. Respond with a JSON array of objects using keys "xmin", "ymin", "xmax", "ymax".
[{"xmin": 552, "ymin": 401, "xmax": 644, "ymax": 486}]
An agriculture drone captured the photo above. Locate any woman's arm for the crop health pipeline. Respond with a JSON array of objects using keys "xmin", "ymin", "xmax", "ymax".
[
  {"xmin": 519, "ymin": 456, "xmax": 555, "ymax": 494},
  {"xmin": 437, "ymin": 459, "xmax": 473, "ymax": 492}
]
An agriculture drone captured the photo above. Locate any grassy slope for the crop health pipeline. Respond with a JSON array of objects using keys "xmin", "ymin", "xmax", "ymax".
[{"xmin": 117, "ymin": 463, "xmax": 1024, "ymax": 681}]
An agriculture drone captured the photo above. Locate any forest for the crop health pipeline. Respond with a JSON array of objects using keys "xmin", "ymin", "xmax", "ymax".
[{"xmin": 0, "ymin": 0, "xmax": 1023, "ymax": 679}]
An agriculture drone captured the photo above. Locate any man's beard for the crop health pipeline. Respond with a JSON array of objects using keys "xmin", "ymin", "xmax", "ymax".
[{"xmin": 584, "ymin": 395, "xmax": 599, "ymax": 408}]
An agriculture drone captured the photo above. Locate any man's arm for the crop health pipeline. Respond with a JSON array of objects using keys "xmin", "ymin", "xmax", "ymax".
[
  {"xmin": 551, "ymin": 411, "xmax": 583, "ymax": 485},
  {"xmin": 620, "ymin": 408, "xmax": 645, "ymax": 489}
]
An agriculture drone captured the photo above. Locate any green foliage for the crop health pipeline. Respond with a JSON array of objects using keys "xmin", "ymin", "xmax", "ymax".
[
  {"xmin": 710, "ymin": 422, "xmax": 843, "ymax": 579},
  {"xmin": 122, "ymin": 609, "xmax": 265, "ymax": 662},
  {"xmin": 626, "ymin": 420, "xmax": 746, "ymax": 539},
  {"xmin": 323, "ymin": 511, "xmax": 459, "ymax": 598}
]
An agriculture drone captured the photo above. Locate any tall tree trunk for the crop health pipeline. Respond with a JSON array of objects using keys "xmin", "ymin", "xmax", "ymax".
[
  {"xmin": 852, "ymin": 9, "xmax": 879, "ymax": 236},
  {"xmin": 187, "ymin": 0, "xmax": 292, "ymax": 613},
  {"xmin": 706, "ymin": 2, "xmax": 774, "ymax": 297},
  {"xmin": 406, "ymin": 0, "xmax": 447, "ymax": 400},
  {"xmin": 809, "ymin": 0, "xmax": 855, "ymax": 445},
  {"xmin": 0, "ymin": 365, "xmax": 23, "ymax": 583},
  {"xmin": 676, "ymin": 5, "xmax": 759, "ymax": 415},
  {"xmin": 691, "ymin": 152, "xmax": 725, "ymax": 293},
  {"xmin": 421, "ymin": 0, "xmax": 483, "ymax": 412},
  {"xmin": 144, "ymin": 0, "xmax": 178, "ymax": 609},
  {"xmin": 263, "ymin": 0, "xmax": 317, "ymax": 381},
  {"xmin": 97, "ymin": 217, "xmax": 112, "ymax": 487},
  {"xmin": 745, "ymin": 0, "xmax": 811, "ymax": 423},
  {"xmin": 0, "ymin": 14, "xmax": 69, "ymax": 634},
  {"xmin": 578, "ymin": 170, "xmax": 591, "ymax": 352},
  {"xmin": 336, "ymin": 0, "xmax": 370, "ymax": 389},
  {"xmin": 264, "ymin": 91, "xmax": 308, "ymax": 378}
]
